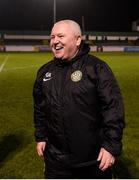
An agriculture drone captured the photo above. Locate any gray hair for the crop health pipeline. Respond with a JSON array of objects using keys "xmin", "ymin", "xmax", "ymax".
[{"xmin": 53, "ymin": 19, "xmax": 82, "ymax": 36}]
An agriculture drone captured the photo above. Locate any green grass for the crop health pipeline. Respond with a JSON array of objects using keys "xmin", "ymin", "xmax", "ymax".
[{"xmin": 0, "ymin": 52, "xmax": 139, "ymax": 178}]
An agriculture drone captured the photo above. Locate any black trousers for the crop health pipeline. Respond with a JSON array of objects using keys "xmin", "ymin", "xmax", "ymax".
[{"xmin": 44, "ymin": 155, "xmax": 112, "ymax": 179}]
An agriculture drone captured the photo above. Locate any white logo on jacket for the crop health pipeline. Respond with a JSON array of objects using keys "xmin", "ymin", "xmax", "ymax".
[{"xmin": 43, "ymin": 72, "xmax": 52, "ymax": 81}]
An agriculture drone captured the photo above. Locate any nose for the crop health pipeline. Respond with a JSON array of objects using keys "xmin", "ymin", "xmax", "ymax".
[{"xmin": 52, "ymin": 36, "xmax": 59, "ymax": 44}]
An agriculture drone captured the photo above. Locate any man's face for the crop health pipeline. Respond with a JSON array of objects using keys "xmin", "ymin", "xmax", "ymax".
[{"xmin": 50, "ymin": 23, "xmax": 81, "ymax": 60}]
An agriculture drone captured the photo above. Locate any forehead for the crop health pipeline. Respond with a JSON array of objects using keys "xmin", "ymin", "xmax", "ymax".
[{"xmin": 51, "ymin": 23, "xmax": 74, "ymax": 35}]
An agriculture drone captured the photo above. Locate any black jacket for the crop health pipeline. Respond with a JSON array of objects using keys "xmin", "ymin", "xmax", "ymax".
[{"xmin": 33, "ymin": 42, "xmax": 125, "ymax": 167}]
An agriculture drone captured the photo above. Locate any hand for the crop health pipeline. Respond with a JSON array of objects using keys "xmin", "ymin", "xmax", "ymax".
[
  {"xmin": 36, "ymin": 141, "xmax": 46, "ymax": 157},
  {"xmin": 97, "ymin": 147, "xmax": 115, "ymax": 171}
]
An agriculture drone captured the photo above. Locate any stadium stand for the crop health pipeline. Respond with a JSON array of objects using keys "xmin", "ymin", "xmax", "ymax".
[{"xmin": 0, "ymin": 30, "xmax": 139, "ymax": 52}]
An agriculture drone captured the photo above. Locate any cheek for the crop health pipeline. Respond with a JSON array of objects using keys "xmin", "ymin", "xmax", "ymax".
[{"xmin": 67, "ymin": 43, "xmax": 77, "ymax": 51}]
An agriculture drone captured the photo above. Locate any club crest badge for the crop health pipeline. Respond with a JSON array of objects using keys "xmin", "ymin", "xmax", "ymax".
[{"xmin": 71, "ymin": 70, "xmax": 82, "ymax": 82}]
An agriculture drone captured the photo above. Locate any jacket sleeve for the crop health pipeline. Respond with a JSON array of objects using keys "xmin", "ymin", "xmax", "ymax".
[
  {"xmin": 33, "ymin": 70, "xmax": 48, "ymax": 142},
  {"xmin": 96, "ymin": 62, "xmax": 125, "ymax": 156}
]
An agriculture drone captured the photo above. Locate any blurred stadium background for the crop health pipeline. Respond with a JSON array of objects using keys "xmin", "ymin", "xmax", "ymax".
[{"xmin": 0, "ymin": 0, "xmax": 139, "ymax": 178}]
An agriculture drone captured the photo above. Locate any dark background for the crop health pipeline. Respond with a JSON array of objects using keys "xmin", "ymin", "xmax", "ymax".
[{"xmin": 0, "ymin": 0, "xmax": 138, "ymax": 32}]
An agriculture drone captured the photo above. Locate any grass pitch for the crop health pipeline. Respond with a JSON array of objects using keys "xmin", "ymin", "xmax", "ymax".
[{"xmin": 0, "ymin": 52, "xmax": 139, "ymax": 178}]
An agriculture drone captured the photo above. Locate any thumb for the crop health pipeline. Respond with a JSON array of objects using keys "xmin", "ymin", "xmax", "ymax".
[{"xmin": 97, "ymin": 148, "xmax": 103, "ymax": 161}]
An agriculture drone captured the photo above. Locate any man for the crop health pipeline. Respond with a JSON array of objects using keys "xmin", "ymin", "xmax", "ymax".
[{"xmin": 33, "ymin": 20, "xmax": 125, "ymax": 178}]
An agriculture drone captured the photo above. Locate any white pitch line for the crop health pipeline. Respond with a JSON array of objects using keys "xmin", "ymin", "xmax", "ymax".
[
  {"xmin": 0, "ymin": 55, "xmax": 9, "ymax": 72},
  {"xmin": 3, "ymin": 65, "xmax": 38, "ymax": 72}
]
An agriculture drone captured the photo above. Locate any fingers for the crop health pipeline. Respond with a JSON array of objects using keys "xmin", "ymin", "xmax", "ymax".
[
  {"xmin": 36, "ymin": 142, "xmax": 46, "ymax": 157},
  {"xmin": 99, "ymin": 157, "xmax": 115, "ymax": 171},
  {"xmin": 97, "ymin": 148, "xmax": 115, "ymax": 171}
]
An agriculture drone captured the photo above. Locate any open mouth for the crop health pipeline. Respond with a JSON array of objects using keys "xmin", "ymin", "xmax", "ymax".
[{"xmin": 55, "ymin": 46, "xmax": 63, "ymax": 51}]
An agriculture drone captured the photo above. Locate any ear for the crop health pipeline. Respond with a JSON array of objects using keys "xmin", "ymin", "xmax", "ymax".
[{"xmin": 76, "ymin": 36, "xmax": 82, "ymax": 46}]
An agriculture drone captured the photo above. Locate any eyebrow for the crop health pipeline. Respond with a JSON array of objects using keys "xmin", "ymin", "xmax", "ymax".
[{"xmin": 51, "ymin": 32, "xmax": 65, "ymax": 36}]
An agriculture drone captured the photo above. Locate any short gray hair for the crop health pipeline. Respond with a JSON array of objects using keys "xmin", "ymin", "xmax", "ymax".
[{"xmin": 53, "ymin": 19, "xmax": 82, "ymax": 36}]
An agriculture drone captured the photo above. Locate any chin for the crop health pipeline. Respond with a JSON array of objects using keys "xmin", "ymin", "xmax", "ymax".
[
  {"xmin": 55, "ymin": 54, "xmax": 64, "ymax": 59},
  {"xmin": 55, "ymin": 55, "xmax": 62, "ymax": 59}
]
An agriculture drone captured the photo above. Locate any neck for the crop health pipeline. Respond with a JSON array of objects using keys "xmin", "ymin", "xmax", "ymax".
[{"xmin": 68, "ymin": 49, "xmax": 79, "ymax": 61}]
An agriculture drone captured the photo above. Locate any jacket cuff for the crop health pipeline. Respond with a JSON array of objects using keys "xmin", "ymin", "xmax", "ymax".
[{"xmin": 102, "ymin": 141, "xmax": 122, "ymax": 156}]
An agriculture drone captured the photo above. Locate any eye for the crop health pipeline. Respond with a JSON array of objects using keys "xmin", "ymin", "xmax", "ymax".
[
  {"xmin": 50, "ymin": 35, "xmax": 55, "ymax": 40},
  {"xmin": 59, "ymin": 35, "xmax": 64, "ymax": 39}
]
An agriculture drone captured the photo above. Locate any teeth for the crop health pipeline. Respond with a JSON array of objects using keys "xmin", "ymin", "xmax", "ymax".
[{"xmin": 55, "ymin": 47, "xmax": 63, "ymax": 50}]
